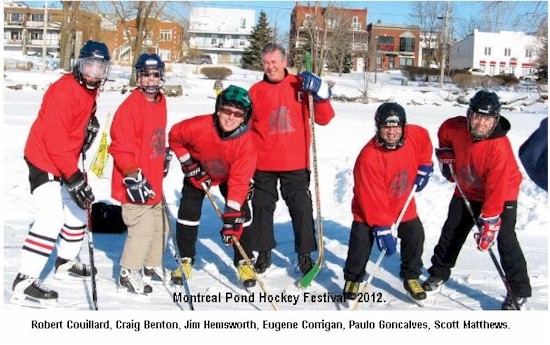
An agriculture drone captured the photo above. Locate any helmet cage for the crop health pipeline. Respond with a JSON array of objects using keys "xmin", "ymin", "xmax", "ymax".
[
  {"xmin": 374, "ymin": 103, "xmax": 406, "ymax": 150},
  {"xmin": 135, "ymin": 54, "xmax": 165, "ymax": 94},
  {"xmin": 466, "ymin": 108, "xmax": 500, "ymax": 141}
]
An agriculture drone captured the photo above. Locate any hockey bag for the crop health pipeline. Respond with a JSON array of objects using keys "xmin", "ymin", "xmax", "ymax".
[{"xmin": 91, "ymin": 202, "xmax": 127, "ymax": 234}]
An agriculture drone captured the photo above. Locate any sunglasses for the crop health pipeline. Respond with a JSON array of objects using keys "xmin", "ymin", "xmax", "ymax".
[
  {"xmin": 219, "ymin": 106, "xmax": 245, "ymax": 118},
  {"xmin": 140, "ymin": 71, "xmax": 161, "ymax": 78}
]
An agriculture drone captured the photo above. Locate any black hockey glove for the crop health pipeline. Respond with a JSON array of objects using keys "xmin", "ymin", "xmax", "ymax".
[
  {"xmin": 164, "ymin": 148, "xmax": 173, "ymax": 177},
  {"xmin": 82, "ymin": 115, "xmax": 100, "ymax": 153},
  {"xmin": 123, "ymin": 169, "xmax": 156, "ymax": 204},
  {"xmin": 182, "ymin": 159, "xmax": 211, "ymax": 190},
  {"xmin": 64, "ymin": 170, "xmax": 95, "ymax": 210}
]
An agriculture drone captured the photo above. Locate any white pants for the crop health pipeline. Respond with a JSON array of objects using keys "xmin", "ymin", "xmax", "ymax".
[{"xmin": 18, "ymin": 181, "xmax": 87, "ymax": 278}]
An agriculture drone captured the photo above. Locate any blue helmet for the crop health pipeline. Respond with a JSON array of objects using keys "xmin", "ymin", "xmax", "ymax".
[
  {"xmin": 134, "ymin": 53, "xmax": 165, "ymax": 94},
  {"xmin": 74, "ymin": 40, "xmax": 111, "ymax": 90}
]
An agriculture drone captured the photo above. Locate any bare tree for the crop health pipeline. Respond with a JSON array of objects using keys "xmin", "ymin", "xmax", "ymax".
[
  {"xmin": 409, "ymin": 1, "xmax": 453, "ymax": 68},
  {"xmin": 59, "ymin": 1, "xmax": 80, "ymax": 72},
  {"xmin": 324, "ymin": 7, "xmax": 353, "ymax": 76},
  {"xmin": 297, "ymin": 1, "xmax": 333, "ymax": 75}
]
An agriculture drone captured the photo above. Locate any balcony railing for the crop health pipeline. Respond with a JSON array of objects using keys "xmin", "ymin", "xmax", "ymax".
[
  {"xmin": 352, "ymin": 42, "xmax": 368, "ymax": 50},
  {"xmin": 377, "ymin": 44, "xmax": 394, "ymax": 52}
]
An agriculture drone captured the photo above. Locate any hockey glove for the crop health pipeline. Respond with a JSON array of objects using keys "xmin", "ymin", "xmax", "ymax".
[
  {"xmin": 299, "ymin": 71, "xmax": 332, "ymax": 101},
  {"xmin": 123, "ymin": 169, "xmax": 156, "ymax": 204},
  {"xmin": 414, "ymin": 165, "xmax": 434, "ymax": 192},
  {"xmin": 64, "ymin": 170, "xmax": 95, "ymax": 210},
  {"xmin": 373, "ymin": 226, "xmax": 397, "ymax": 256},
  {"xmin": 220, "ymin": 209, "xmax": 245, "ymax": 245},
  {"xmin": 82, "ymin": 115, "xmax": 100, "ymax": 153},
  {"xmin": 182, "ymin": 159, "xmax": 212, "ymax": 190},
  {"xmin": 163, "ymin": 148, "xmax": 173, "ymax": 177},
  {"xmin": 474, "ymin": 215, "xmax": 501, "ymax": 252},
  {"xmin": 435, "ymin": 147, "xmax": 455, "ymax": 182}
]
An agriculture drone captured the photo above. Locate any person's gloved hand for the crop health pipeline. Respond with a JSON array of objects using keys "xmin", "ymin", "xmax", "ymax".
[
  {"xmin": 64, "ymin": 170, "xmax": 95, "ymax": 210},
  {"xmin": 435, "ymin": 147, "xmax": 455, "ymax": 182},
  {"xmin": 414, "ymin": 165, "xmax": 433, "ymax": 192},
  {"xmin": 82, "ymin": 115, "xmax": 100, "ymax": 153},
  {"xmin": 181, "ymin": 159, "xmax": 211, "ymax": 190},
  {"xmin": 373, "ymin": 226, "xmax": 397, "ymax": 256},
  {"xmin": 163, "ymin": 148, "xmax": 172, "ymax": 177},
  {"xmin": 299, "ymin": 71, "xmax": 332, "ymax": 101},
  {"xmin": 475, "ymin": 215, "xmax": 501, "ymax": 252},
  {"xmin": 220, "ymin": 209, "xmax": 245, "ymax": 245},
  {"xmin": 123, "ymin": 169, "xmax": 156, "ymax": 203}
]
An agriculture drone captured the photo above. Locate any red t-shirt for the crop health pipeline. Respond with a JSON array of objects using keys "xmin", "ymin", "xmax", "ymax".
[
  {"xmin": 249, "ymin": 72, "xmax": 334, "ymax": 171},
  {"xmin": 352, "ymin": 124, "xmax": 433, "ymax": 227},
  {"xmin": 110, "ymin": 90, "xmax": 167, "ymax": 205},
  {"xmin": 24, "ymin": 74, "xmax": 98, "ymax": 178},
  {"xmin": 438, "ymin": 116, "xmax": 521, "ymax": 217}
]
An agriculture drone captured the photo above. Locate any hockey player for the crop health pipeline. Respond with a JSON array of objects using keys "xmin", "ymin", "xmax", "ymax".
[
  {"xmin": 423, "ymin": 90, "xmax": 532, "ymax": 310},
  {"xmin": 519, "ymin": 117, "xmax": 547, "ymax": 192},
  {"xmin": 248, "ymin": 43, "xmax": 335, "ymax": 276},
  {"xmin": 168, "ymin": 85, "xmax": 257, "ymax": 288},
  {"xmin": 109, "ymin": 53, "xmax": 169, "ymax": 295},
  {"xmin": 342, "ymin": 102, "xmax": 433, "ymax": 303},
  {"xmin": 12, "ymin": 40, "xmax": 111, "ymax": 307}
]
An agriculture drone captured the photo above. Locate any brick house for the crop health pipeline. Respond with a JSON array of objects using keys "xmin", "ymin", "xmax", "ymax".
[
  {"xmin": 289, "ymin": 4, "xmax": 368, "ymax": 72},
  {"xmin": 367, "ymin": 21, "xmax": 421, "ymax": 71}
]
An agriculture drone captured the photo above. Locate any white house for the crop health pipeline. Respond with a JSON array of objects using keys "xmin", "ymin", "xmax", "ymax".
[
  {"xmin": 187, "ymin": 7, "xmax": 255, "ymax": 65},
  {"xmin": 449, "ymin": 29, "xmax": 539, "ymax": 77}
]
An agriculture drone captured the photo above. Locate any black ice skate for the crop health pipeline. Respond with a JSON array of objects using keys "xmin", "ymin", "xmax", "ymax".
[
  {"xmin": 10, "ymin": 273, "xmax": 58, "ymax": 308},
  {"xmin": 404, "ymin": 279, "xmax": 427, "ymax": 306},
  {"xmin": 421, "ymin": 275, "xmax": 445, "ymax": 294},
  {"xmin": 119, "ymin": 268, "xmax": 152, "ymax": 295},
  {"xmin": 54, "ymin": 257, "xmax": 96, "ymax": 280}
]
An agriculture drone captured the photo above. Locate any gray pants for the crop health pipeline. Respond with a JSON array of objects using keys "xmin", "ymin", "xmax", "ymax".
[{"xmin": 120, "ymin": 202, "xmax": 169, "ymax": 271}]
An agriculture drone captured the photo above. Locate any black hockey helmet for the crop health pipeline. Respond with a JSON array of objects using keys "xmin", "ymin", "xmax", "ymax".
[
  {"xmin": 73, "ymin": 40, "xmax": 111, "ymax": 90},
  {"xmin": 134, "ymin": 53, "xmax": 165, "ymax": 94},
  {"xmin": 467, "ymin": 90, "xmax": 501, "ymax": 140},
  {"xmin": 374, "ymin": 102, "xmax": 406, "ymax": 149}
]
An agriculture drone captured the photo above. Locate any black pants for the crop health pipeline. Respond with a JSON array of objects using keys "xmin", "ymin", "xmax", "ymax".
[
  {"xmin": 427, "ymin": 194, "xmax": 531, "ymax": 298},
  {"xmin": 343, "ymin": 218, "xmax": 425, "ymax": 282},
  {"xmin": 251, "ymin": 169, "xmax": 317, "ymax": 255},
  {"xmin": 176, "ymin": 179, "xmax": 253, "ymax": 267}
]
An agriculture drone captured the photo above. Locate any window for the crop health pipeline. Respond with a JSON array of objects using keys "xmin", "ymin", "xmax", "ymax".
[
  {"xmin": 304, "ymin": 14, "xmax": 312, "ymax": 27},
  {"xmin": 399, "ymin": 57, "xmax": 414, "ymax": 67},
  {"xmin": 484, "ymin": 47, "xmax": 491, "ymax": 56},
  {"xmin": 160, "ymin": 30, "xmax": 172, "ymax": 42},
  {"xmin": 31, "ymin": 13, "xmax": 44, "ymax": 22},
  {"xmin": 351, "ymin": 16, "xmax": 360, "ymax": 29},
  {"xmin": 525, "ymin": 50, "xmax": 533, "ymax": 58},
  {"xmin": 504, "ymin": 48, "xmax": 511, "ymax": 57},
  {"xmin": 30, "ymin": 32, "xmax": 42, "ymax": 40},
  {"xmin": 240, "ymin": 18, "xmax": 246, "ymax": 29},
  {"xmin": 399, "ymin": 37, "xmax": 415, "ymax": 52},
  {"xmin": 211, "ymin": 38, "xmax": 218, "ymax": 46},
  {"xmin": 10, "ymin": 13, "xmax": 23, "ymax": 23},
  {"xmin": 159, "ymin": 50, "xmax": 171, "ymax": 61},
  {"xmin": 327, "ymin": 18, "xmax": 336, "ymax": 29}
]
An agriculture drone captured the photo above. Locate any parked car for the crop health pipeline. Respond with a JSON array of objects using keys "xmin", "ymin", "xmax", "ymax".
[
  {"xmin": 182, "ymin": 54, "xmax": 212, "ymax": 65},
  {"xmin": 520, "ymin": 73, "xmax": 539, "ymax": 82},
  {"xmin": 467, "ymin": 68, "xmax": 486, "ymax": 77}
]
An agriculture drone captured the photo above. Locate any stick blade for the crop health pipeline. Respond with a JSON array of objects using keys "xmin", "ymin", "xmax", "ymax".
[{"xmin": 297, "ymin": 263, "xmax": 321, "ymax": 288}]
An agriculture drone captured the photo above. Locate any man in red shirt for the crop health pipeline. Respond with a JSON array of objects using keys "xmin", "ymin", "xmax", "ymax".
[
  {"xmin": 422, "ymin": 90, "xmax": 531, "ymax": 310},
  {"xmin": 168, "ymin": 85, "xmax": 257, "ymax": 288},
  {"xmin": 248, "ymin": 43, "xmax": 335, "ymax": 276},
  {"xmin": 109, "ymin": 54, "xmax": 168, "ymax": 295},
  {"xmin": 11, "ymin": 41, "xmax": 111, "ymax": 307},
  {"xmin": 343, "ymin": 102, "xmax": 433, "ymax": 303}
]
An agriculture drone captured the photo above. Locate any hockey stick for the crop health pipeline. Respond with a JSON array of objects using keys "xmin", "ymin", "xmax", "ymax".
[
  {"xmin": 81, "ymin": 154, "xmax": 98, "ymax": 310},
  {"xmin": 162, "ymin": 195, "xmax": 195, "ymax": 311},
  {"xmin": 450, "ymin": 167, "xmax": 521, "ymax": 310},
  {"xmin": 352, "ymin": 184, "xmax": 418, "ymax": 311},
  {"xmin": 202, "ymin": 183, "xmax": 278, "ymax": 311},
  {"xmin": 297, "ymin": 91, "xmax": 324, "ymax": 289},
  {"xmin": 90, "ymin": 113, "xmax": 111, "ymax": 178}
]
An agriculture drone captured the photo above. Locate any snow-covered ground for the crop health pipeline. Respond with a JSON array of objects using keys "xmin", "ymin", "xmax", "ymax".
[{"xmin": 2, "ymin": 64, "xmax": 548, "ymax": 342}]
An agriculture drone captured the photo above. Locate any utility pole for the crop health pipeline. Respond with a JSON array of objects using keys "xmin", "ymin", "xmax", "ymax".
[
  {"xmin": 41, "ymin": 1, "xmax": 48, "ymax": 72},
  {"xmin": 439, "ymin": 1, "xmax": 450, "ymax": 88}
]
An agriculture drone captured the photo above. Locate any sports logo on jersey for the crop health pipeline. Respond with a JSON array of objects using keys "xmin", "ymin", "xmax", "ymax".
[{"xmin": 268, "ymin": 106, "xmax": 295, "ymax": 134}]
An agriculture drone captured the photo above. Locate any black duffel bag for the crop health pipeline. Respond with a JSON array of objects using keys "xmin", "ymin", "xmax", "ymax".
[{"xmin": 91, "ymin": 202, "xmax": 127, "ymax": 234}]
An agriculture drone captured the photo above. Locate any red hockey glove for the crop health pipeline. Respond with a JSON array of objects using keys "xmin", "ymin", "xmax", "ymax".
[
  {"xmin": 220, "ymin": 210, "xmax": 245, "ymax": 245},
  {"xmin": 474, "ymin": 215, "xmax": 501, "ymax": 252},
  {"xmin": 435, "ymin": 147, "xmax": 455, "ymax": 182},
  {"xmin": 181, "ymin": 159, "xmax": 211, "ymax": 190}
]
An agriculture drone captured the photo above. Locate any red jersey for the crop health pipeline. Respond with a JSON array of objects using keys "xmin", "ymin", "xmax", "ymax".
[
  {"xmin": 110, "ymin": 90, "xmax": 167, "ymax": 205},
  {"xmin": 169, "ymin": 115, "xmax": 257, "ymax": 210},
  {"xmin": 24, "ymin": 74, "xmax": 98, "ymax": 178},
  {"xmin": 352, "ymin": 124, "xmax": 433, "ymax": 227},
  {"xmin": 438, "ymin": 116, "xmax": 521, "ymax": 217},
  {"xmin": 249, "ymin": 71, "xmax": 334, "ymax": 171}
]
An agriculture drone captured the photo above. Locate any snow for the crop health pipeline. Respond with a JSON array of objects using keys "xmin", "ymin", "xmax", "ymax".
[{"xmin": 2, "ymin": 64, "xmax": 549, "ymax": 342}]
